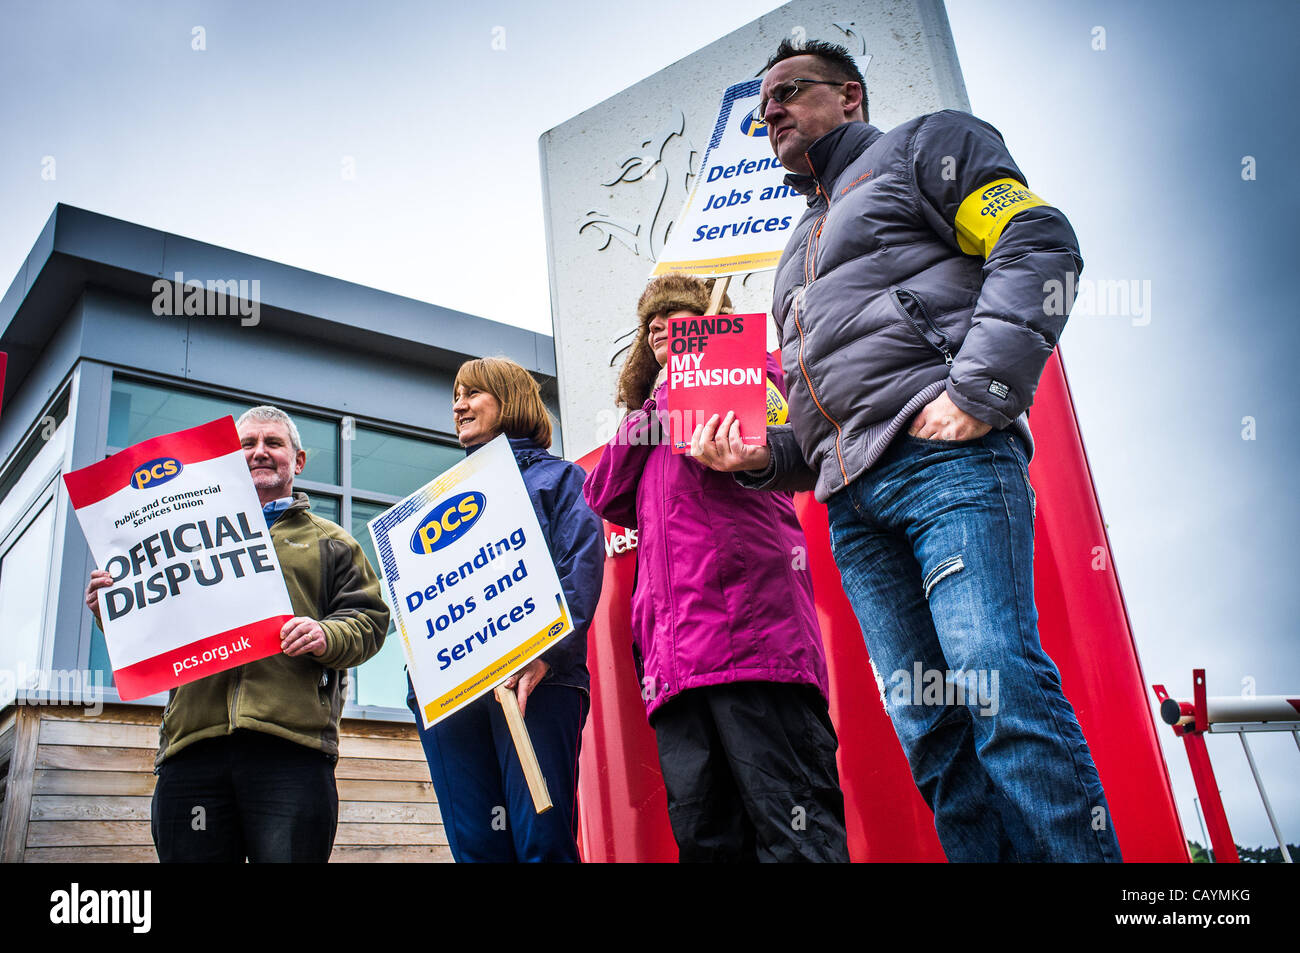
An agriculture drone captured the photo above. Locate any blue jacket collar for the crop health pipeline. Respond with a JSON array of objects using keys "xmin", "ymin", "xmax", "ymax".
[{"xmin": 464, "ymin": 434, "xmax": 548, "ymax": 469}]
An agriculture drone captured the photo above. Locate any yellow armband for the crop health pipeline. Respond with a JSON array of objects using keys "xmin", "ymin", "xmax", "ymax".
[{"xmin": 954, "ymin": 178, "xmax": 1048, "ymax": 257}]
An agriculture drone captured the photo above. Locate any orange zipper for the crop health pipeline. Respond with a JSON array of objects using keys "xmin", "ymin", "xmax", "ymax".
[{"xmin": 793, "ymin": 167, "xmax": 849, "ymax": 488}]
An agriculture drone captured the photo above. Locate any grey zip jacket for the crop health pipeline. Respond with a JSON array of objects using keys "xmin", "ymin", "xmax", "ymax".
[{"xmin": 740, "ymin": 111, "xmax": 1082, "ymax": 502}]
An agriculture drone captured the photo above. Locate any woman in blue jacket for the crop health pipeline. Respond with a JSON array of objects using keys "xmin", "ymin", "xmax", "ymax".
[{"xmin": 406, "ymin": 356, "xmax": 605, "ymax": 862}]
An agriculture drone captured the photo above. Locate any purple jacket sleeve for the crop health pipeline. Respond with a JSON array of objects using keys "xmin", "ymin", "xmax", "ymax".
[{"xmin": 581, "ymin": 391, "xmax": 665, "ymax": 530}]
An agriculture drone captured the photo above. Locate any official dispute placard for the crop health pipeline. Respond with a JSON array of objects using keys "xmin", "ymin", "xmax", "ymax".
[
  {"xmin": 63, "ymin": 417, "xmax": 293, "ymax": 700},
  {"xmin": 667, "ymin": 311, "xmax": 768, "ymax": 452},
  {"xmin": 367, "ymin": 436, "xmax": 573, "ymax": 729}
]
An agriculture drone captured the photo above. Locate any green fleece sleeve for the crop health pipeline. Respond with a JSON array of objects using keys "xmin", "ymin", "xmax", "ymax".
[{"xmin": 314, "ymin": 533, "xmax": 390, "ymax": 670}]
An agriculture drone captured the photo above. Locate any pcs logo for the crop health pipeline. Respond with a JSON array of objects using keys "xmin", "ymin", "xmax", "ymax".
[
  {"xmin": 411, "ymin": 492, "xmax": 485, "ymax": 555},
  {"xmin": 739, "ymin": 112, "xmax": 768, "ymax": 138},
  {"xmin": 131, "ymin": 457, "xmax": 183, "ymax": 490},
  {"xmin": 981, "ymin": 182, "xmax": 1014, "ymax": 201},
  {"xmin": 546, "ymin": 621, "xmax": 565, "ymax": 638}
]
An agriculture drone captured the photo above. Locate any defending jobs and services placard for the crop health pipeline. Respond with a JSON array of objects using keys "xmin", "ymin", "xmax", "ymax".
[
  {"xmin": 367, "ymin": 436, "xmax": 573, "ymax": 729},
  {"xmin": 651, "ymin": 77, "xmax": 806, "ymax": 278}
]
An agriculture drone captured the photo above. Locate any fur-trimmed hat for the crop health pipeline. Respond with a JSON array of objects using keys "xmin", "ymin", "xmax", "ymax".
[{"xmin": 636, "ymin": 273, "xmax": 732, "ymax": 323}]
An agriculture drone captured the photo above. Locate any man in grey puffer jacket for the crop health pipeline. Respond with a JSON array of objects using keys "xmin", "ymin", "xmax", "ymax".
[{"xmin": 693, "ymin": 39, "xmax": 1121, "ymax": 862}]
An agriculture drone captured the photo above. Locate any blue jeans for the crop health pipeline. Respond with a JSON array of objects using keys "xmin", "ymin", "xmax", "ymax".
[{"xmin": 826, "ymin": 430, "xmax": 1121, "ymax": 862}]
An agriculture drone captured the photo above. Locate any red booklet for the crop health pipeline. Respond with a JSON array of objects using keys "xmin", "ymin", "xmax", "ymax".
[{"xmin": 666, "ymin": 313, "xmax": 767, "ymax": 454}]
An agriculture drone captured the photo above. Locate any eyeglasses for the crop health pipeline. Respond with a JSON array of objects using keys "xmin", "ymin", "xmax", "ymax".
[{"xmin": 752, "ymin": 78, "xmax": 847, "ymax": 123}]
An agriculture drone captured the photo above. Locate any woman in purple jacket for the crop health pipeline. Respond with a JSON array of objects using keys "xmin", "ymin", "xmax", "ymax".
[{"xmin": 583, "ymin": 273, "xmax": 849, "ymax": 862}]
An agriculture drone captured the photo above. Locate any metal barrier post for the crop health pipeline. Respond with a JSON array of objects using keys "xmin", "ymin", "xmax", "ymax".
[
  {"xmin": 1154, "ymin": 669, "xmax": 1300, "ymax": 864},
  {"xmin": 1237, "ymin": 733, "xmax": 1293, "ymax": 862}
]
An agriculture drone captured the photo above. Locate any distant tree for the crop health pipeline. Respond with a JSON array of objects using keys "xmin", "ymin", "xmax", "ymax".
[
  {"xmin": 1187, "ymin": 840, "xmax": 1296, "ymax": 863},
  {"xmin": 1238, "ymin": 842, "xmax": 1297, "ymax": 863}
]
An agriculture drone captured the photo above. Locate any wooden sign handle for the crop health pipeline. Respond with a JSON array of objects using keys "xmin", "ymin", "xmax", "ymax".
[
  {"xmin": 494, "ymin": 684, "xmax": 553, "ymax": 814},
  {"xmin": 706, "ymin": 275, "xmax": 731, "ymax": 315}
]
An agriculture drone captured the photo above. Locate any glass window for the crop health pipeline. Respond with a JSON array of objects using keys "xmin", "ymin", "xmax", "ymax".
[
  {"xmin": 108, "ymin": 380, "xmax": 246, "ymax": 447},
  {"xmin": 0, "ymin": 390, "xmax": 69, "ymax": 505},
  {"xmin": 351, "ymin": 501, "xmax": 387, "ymax": 581},
  {"xmin": 351, "ymin": 500, "xmax": 405, "ymax": 709},
  {"xmin": 351, "ymin": 426, "xmax": 460, "ymax": 499},
  {"xmin": 88, "ymin": 625, "xmax": 114, "ymax": 687},
  {"xmin": 107, "ymin": 379, "xmax": 338, "ymax": 483},
  {"xmin": 293, "ymin": 416, "xmax": 338, "ymax": 486},
  {"xmin": 302, "ymin": 493, "xmax": 339, "ymax": 524},
  {"xmin": 0, "ymin": 500, "xmax": 56, "ymax": 707},
  {"xmin": 94, "ymin": 376, "xmax": 465, "ymax": 715}
]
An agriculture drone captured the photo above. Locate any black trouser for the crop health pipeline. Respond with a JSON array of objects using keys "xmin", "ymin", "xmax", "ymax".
[
  {"xmin": 651, "ymin": 682, "xmax": 850, "ymax": 862},
  {"xmin": 151, "ymin": 730, "xmax": 339, "ymax": 863}
]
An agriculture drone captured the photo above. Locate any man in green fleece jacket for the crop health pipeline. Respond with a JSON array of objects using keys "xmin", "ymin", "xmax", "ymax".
[{"xmin": 86, "ymin": 405, "xmax": 389, "ymax": 862}]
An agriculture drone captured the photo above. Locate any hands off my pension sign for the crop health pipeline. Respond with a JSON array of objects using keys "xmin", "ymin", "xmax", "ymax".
[
  {"xmin": 367, "ymin": 436, "xmax": 573, "ymax": 729},
  {"xmin": 63, "ymin": 417, "xmax": 293, "ymax": 700},
  {"xmin": 667, "ymin": 312, "xmax": 770, "ymax": 453},
  {"xmin": 651, "ymin": 77, "xmax": 807, "ymax": 278}
]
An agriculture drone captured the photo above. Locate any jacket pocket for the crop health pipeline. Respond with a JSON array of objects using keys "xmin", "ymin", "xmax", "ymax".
[
  {"xmin": 320, "ymin": 666, "xmax": 345, "ymax": 726},
  {"xmin": 890, "ymin": 288, "xmax": 953, "ymax": 366}
]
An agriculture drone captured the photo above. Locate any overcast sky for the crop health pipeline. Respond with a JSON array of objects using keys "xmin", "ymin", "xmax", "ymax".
[{"xmin": 2, "ymin": 0, "xmax": 1296, "ymax": 852}]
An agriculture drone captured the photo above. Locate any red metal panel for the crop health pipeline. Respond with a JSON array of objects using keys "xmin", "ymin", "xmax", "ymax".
[
  {"xmin": 573, "ymin": 526, "xmax": 678, "ymax": 862},
  {"xmin": 791, "ymin": 490, "xmax": 947, "ymax": 861},
  {"xmin": 1029, "ymin": 352, "xmax": 1187, "ymax": 861},
  {"xmin": 1179, "ymin": 730, "xmax": 1239, "ymax": 863},
  {"xmin": 573, "ymin": 349, "xmax": 1187, "ymax": 862}
]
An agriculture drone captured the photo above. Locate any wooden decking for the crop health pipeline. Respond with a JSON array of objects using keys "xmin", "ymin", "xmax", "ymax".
[{"xmin": 0, "ymin": 703, "xmax": 450, "ymax": 862}]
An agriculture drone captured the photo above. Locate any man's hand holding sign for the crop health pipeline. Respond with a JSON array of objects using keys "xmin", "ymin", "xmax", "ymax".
[{"xmin": 690, "ymin": 409, "xmax": 772, "ymax": 471}]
